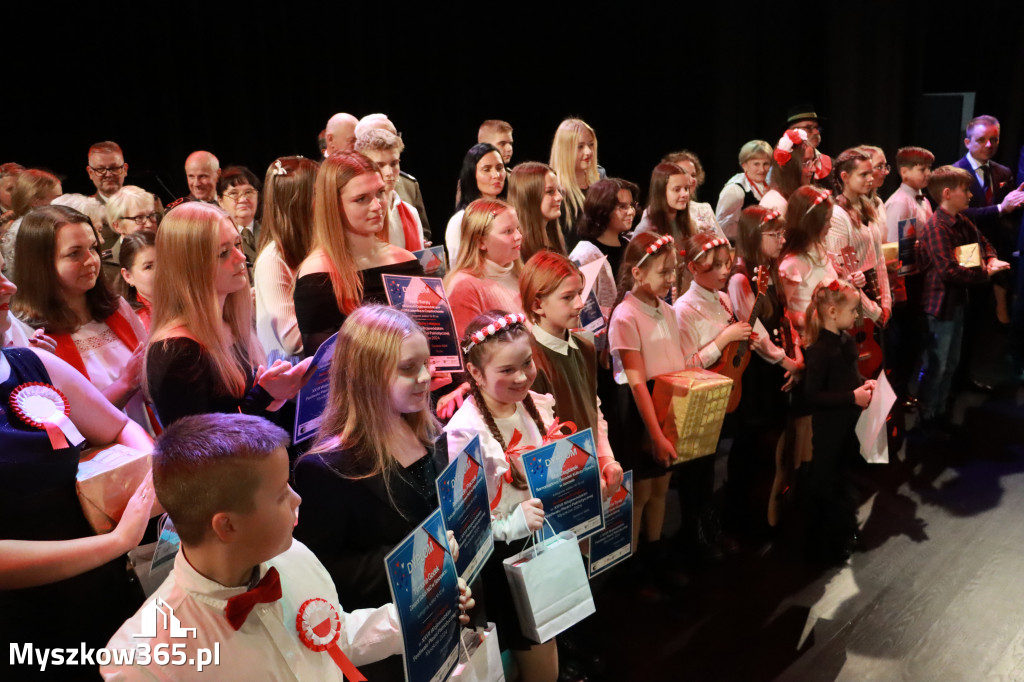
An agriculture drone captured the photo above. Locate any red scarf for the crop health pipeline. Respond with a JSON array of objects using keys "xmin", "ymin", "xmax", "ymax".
[{"xmin": 396, "ymin": 201, "xmax": 424, "ymax": 251}]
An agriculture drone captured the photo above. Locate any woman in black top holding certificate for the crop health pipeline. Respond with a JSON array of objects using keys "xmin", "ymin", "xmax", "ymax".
[{"xmin": 293, "ymin": 151, "xmax": 424, "ymax": 357}]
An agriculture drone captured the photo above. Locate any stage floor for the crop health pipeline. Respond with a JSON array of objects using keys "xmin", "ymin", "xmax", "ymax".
[{"xmin": 587, "ymin": 381, "xmax": 1024, "ymax": 682}]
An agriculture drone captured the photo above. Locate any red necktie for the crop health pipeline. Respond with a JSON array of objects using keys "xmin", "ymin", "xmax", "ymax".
[
  {"xmin": 225, "ymin": 567, "xmax": 282, "ymax": 630},
  {"xmin": 982, "ymin": 165, "xmax": 994, "ymax": 204}
]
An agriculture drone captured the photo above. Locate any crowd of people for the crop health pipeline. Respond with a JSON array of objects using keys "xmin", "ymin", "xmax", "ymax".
[{"xmin": 2, "ymin": 106, "xmax": 1023, "ymax": 681}]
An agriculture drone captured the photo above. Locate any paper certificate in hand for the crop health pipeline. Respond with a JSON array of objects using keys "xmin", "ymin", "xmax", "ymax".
[
  {"xmin": 413, "ymin": 245, "xmax": 447, "ymax": 278},
  {"xmin": 383, "ymin": 274, "xmax": 463, "ymax": 373},
  {"xmin": 521, "ymin": 428, "xmax": 604, "ymax": 541},
  {"xmin": 588, "ymin": 470, "xmax": 633, "ymax": 577},
  {"xmin": 292, "ymin": 331, "xmax": 339, "ymax": 444},
  {"xmin": 954, "ymin": 242, "xmax": 981, "ymax": 268},
  {"xmin": 385, "ymin": 509, "xmax": 461, "ymax": 682},
  {"xmin": 436, "ymin": 436, "xmax": 494, "ymax": 585}
]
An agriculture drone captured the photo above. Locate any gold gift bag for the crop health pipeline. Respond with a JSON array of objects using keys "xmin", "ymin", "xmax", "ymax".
[
  {"xmin": 77, "ymin": 444, "xmax": 163, "ymax": 534},
  {"xmin": 652, "ymin": 370, "xmax": 733, "ymax": 463}
]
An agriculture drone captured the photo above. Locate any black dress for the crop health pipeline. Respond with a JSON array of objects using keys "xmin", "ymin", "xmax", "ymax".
[
  {"xmin": 801, "ymin": 328, "xmax": 864, "ymax": 557},
  {"xmin": 145, "ymin": 337, "xmax": 276, "ymax": 427},
  {"xmin": 292, "ymin": 438, "xmax": 447, "ymax": 680},
  {"xmin": 0, "ymin": 348, "xmax": 141, "ymax": 680},
  {"xmin": 293, "ymin": 258, "xmax": 425, "ymax": 358}
]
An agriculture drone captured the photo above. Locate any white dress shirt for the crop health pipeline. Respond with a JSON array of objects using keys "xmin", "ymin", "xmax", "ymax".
[
  {"xmin": 102, "ymin": 540, "xmax": 403, "ymax": 681},
  {"xmin": 674, "ymin": 280, "xmax": 734, "ymax": 369},
  {"xmin": 884, "ymin": 183, "xmax": 933, "ymax": 243}
]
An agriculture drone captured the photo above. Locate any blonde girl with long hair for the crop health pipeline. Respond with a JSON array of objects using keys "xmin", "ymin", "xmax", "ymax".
[
  {"xmin": 549, "ymin": 117, "xmax": 601, "ymax": 246},
  {"xmin": 294, "ymin": 304, "xmax": 468, "ymax": 680},
  {"xmin": 294, "ymin": 151, "xmax": 422, "ymax": 357},
  {"xmin": 145, "ymin": 202, "xmax": 311, "ymax": 427},
  {"xmin": 444, "ymin": 198, "xmax": 524, "ymax": 337}
]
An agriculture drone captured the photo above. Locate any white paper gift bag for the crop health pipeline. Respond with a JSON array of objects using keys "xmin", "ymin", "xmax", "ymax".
[
  {"xmin": 502, "ymin": 531, "xmax": 596, "ymax": 643},
  {"xmin": 448, "ymin": 623, "xmax": 504, "ymax": 682}
]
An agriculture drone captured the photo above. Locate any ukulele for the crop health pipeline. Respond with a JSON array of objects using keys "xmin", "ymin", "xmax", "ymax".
[
  {"xmin": 837, "ymin": 246, "xmax": 884, "ymax": 378},
  {"xmin": 710, "ymin": 264, "xmax": 769, "ymax": 413}
]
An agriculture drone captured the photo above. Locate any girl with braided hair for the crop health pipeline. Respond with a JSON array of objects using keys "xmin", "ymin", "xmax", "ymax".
[{"xmin": 444, "ymin": 309, "xmax": 558, "ymax": 681}]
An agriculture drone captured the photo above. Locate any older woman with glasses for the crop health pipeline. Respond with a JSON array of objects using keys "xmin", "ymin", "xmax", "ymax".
[
  {"xmin": 217, "ymin": 166, "xmax": 261, "ymax": 281},
  {"xmin": 102, "ymin": 186, "xmax": 159, "ymax": 286}
]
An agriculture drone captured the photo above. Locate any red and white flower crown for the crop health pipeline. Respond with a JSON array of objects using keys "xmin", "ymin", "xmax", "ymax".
[
  {"xmin": 636, "ymin": 234, "xmax": 674, "ymax": 267},
  {"xmin": 462, "ymin": 312, "xmax": 526, "ymax": 354},
  {"xmin": 759, "ymin": 208, "xmax": 782, "ymax": 226},
  {"xmin": 804, "ymin": 188, "xmax": 832, "ymax": 215},
  {"xmin": 692, "ymin": 237, "xmax": 731, "ymax": 262},
  {"xmin": 773, "ymin": 129, "xmax": 808, "ymax": 166}
]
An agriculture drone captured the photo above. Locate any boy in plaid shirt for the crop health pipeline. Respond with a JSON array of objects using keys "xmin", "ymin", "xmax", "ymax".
[{"xmin": 914, "ymin": 166, "xmax": 1009, "ymax": 427}]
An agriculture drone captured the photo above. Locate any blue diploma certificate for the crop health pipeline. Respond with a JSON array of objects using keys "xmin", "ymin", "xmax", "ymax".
[
  {"xmin": 383, "ymin": 274, "xmax": 463, "ymax": 373},
  {"xmin": 436, "ymin": 436, "xmax": 494, "ymax": 584},
  {"xmin": 292, "ymin": 331, "xmax": 338, "ymax": 444},
  {"xmin": 385, "ymin": 509, "xmax": 461, "ymax": 682},
  {"xmin": 588, "ymin": 470, "xmax": 633, "ymax": 577},
  {"xmin": 521, "ymin": 428, "xmax": 604, "ymax": 541}
]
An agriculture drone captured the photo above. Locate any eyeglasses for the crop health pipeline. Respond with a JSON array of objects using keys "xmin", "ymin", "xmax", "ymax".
[
  {"xmin": 121, "ymin": 212, "xmax": 158, "ymax": 226},
  {"xmin": 222, "ymin": 189, "xmax": 258, "ymax": 201},
  {"xmin": 873, "ymin": 163, "xmax": 891, "ymax": 174},
  {"xmin": 762, "ymin": 231, "xmax": 785, "ymax": 239},
  {"xmin": 89, "ymin": 164, "xmax": 125, "ymax": 176},
  {"xmin": 802, "ymin": 159, "xmax": 818, "ymax": 169},
  {"xmin": 616, "ymin": 202, "xmax": 638, "ymax": 212}
]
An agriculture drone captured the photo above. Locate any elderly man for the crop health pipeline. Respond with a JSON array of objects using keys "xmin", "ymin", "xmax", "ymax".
[
  {"xmin": 354, "ymin": 113, "xmax": 431, "ymax": 241},
  {"xmin": 168, "ymin": 151, "xmax": 221, "ymax": 209},
  {"xmin": 355, "ymin": 129, "xmax": 424, "ymax": 251},
  {"xmin": 324, "ymin": 112, "xmax": 358, "ymax": 155}
]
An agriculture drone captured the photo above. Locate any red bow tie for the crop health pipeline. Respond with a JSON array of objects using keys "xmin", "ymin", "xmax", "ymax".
[{"xmin": 224, "ymin": 567, "xmax": 282, "ymax": 630}]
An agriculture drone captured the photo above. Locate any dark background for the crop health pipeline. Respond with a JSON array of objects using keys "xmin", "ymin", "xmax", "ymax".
[{"xmin": 5, "ymin": 1, "xmax": 1023, "ymax": 234}]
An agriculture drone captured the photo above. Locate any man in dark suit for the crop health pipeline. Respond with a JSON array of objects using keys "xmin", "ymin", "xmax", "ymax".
[
  {"xmin": 951, "ymin": 115, "xmax": 1024, "ymax": 388},
  {"xmin": 953, "ymin": 115, "xmax": 1024, "ymax": 323}
]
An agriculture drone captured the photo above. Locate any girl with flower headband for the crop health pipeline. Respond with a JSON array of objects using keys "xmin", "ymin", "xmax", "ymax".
[
  {"xmin": 727, "ymin": 206, "xmax": 805, "ymax": 537},
  {"xmin": 607, "ymin": 232, "xmax": 685, "ymax": 584},
  {"xmin": 761, "ymin": 129, "xmax": 819, "ymax": 215},
  {"xmin": 801, "ymin": 278, "xmax": 876, "ymax": 563},
  {"xmin": 672, "ymin": 231, "xmax": 754, "ymax": 556},
  {"xmin": 444, "ymin": 309, "xmax": 559, "ymax": 679}
]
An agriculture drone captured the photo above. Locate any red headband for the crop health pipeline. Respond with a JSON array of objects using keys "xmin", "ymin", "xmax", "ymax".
[
  {"xmin": 637, "ymin": 234, "xmax": 674, "ymax": 267},
  {"xmin": 462, "ymin": 312, "xmax": 526, "ymax": 354}
]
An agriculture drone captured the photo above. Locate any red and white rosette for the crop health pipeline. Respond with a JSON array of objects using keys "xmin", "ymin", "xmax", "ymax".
[
  {"xmin": 295, "ymin": 598, "xmax": 366, "ymax": 681},
  {"xmin": 9, "ymin": 382, "xmax": 84, "ymax": 450}
]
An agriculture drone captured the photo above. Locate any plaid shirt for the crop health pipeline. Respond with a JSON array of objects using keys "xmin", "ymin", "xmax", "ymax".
[{"xmin": 917, "ymin": 207, "xmax": 995, "ymax": 319}]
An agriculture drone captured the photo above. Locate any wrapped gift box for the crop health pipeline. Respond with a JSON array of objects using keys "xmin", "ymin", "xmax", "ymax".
[
  {"xmin": 652, "ymin": 370, "xmax": 733, "ymax": 463},
  {"xmin": 954, "ymin": 242, "xmax": 982, "ymax": 268},
  {"xmin": 77, "ymin": 444, "xmax": 162, "ymax": 534}
]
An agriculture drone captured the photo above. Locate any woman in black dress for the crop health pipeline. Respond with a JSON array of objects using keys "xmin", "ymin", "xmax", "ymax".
[
  {"xmin": 293, "ymin": 151, "xmax": 424, "ymax": 357},
  {"xmin": 293, "ymin": 305, "xmax": 449, "ymax": 679}
]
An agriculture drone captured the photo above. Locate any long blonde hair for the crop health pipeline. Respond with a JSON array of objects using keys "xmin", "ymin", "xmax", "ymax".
[
  {"xmin": 444, "ymin": 198, "xmax": 522, "ymax": 287},
  {"xmin": 307, "ymin": 151, "xmax": 380, "ymax": 315},
  {"xmin": 305, "ymin": 306, "xmax": 440, "ymax": 497},
  {"xmin": 549, "ymin": 118, "xmax": 599, "ymax": 231},
  {"xmin": 147, "ymin": 202, "xmax": 263, "ymax": 398}
]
